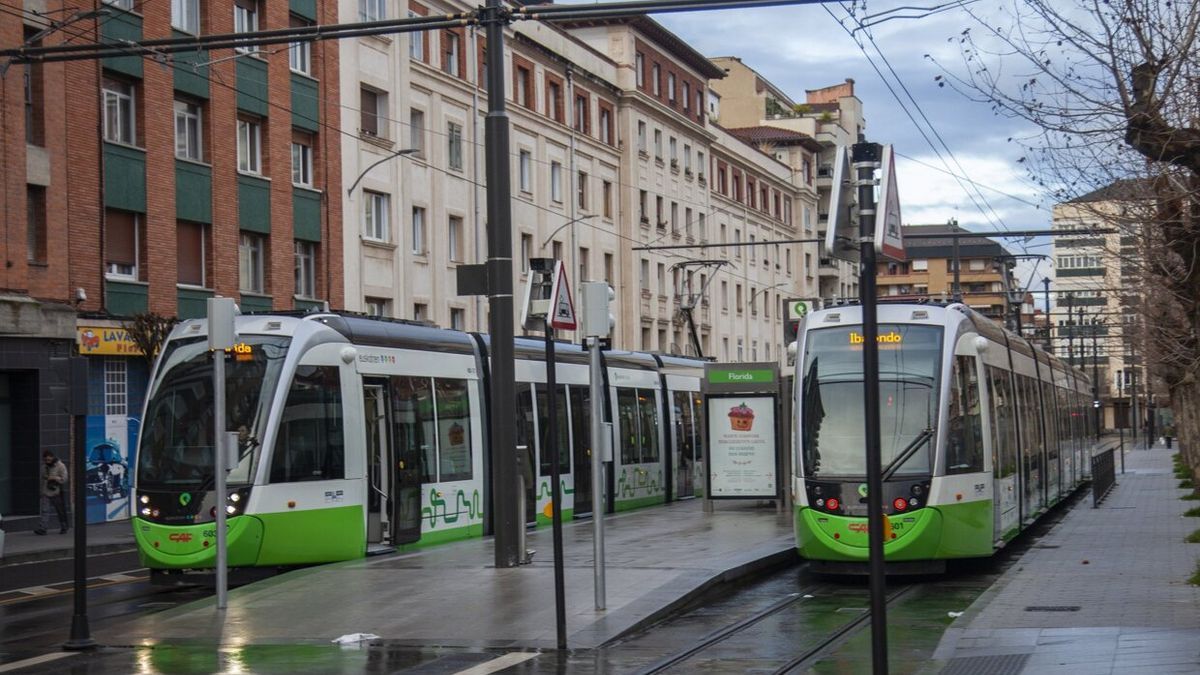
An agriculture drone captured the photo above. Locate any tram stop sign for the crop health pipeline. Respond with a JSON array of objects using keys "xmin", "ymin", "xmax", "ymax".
[{"xmin": 547, "ymin": 261, "xmax": 577, "ymax": 331}]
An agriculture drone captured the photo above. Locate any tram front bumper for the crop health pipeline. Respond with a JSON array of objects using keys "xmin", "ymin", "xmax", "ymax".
[
  {"xmin": 794, "ymin": 506, "xmax": 942, "ymax": 562},
  {"xmin": 132, "ymin": 516, "xmax": 265, "ymax": 569}
]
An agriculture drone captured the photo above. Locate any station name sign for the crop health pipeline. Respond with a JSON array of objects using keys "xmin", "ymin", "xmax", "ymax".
[{"xmin": 706, "ymin": 368, "xmax": 775, "ymax": 385}]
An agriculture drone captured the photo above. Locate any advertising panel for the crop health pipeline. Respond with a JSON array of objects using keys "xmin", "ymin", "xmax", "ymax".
[{"xmin": 706, "ymin": 395, "xmax": 777, "ymax": 498}]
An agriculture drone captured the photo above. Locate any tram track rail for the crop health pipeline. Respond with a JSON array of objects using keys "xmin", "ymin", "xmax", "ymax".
[{"xmin": 634, "ymin": 575, "xmax": 920, "ymax": 675}]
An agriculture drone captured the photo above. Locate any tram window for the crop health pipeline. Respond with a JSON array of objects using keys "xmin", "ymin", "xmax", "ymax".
[
  {"xmin": 435, "ymin": 378, "xmax": 473, "ymax": 482},
  {"xmin": 536, "ymin": 384, "xmax": 570, "ymax": 476},
  {"xmin": 946, "ymin": 356, "xmax": 983, "ymax": 474},
  {"xmin": 617, "ymin": 388, "xmax": 640, "ymax": 464},
  {"xmin": 674, "ymin": 391, "xmax": 695, "ymax": 472},
  {"xmin": 1041, "ymin": 382, "xmax": 1059, "ymax": 460},
  {"xmin": 391, "ymin": 376, "xmax": 435, "ymax": 484},
  {"xmin": 988, "ymin": 367, "xmax": 1017, "ymax": 477},
  {"xmin": 639, "ymin": 389, "xmax": 660, "ymax": 463},
  {"xmin": 270, "ymin": 366, "xmax": 344, "ymax": 483}
]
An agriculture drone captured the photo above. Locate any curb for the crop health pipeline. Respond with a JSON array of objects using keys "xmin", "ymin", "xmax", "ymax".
[{"xmin": 0, "ymin": 542, "xmax": 138, "ymax": 568}]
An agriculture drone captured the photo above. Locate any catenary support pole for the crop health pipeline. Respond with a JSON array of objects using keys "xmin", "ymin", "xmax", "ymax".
[
  {"xmin": 853, "ymin": 140, "xmax": 888, "ymax": 675},
  {"xmin": 64, "ymin": 357, "xmax": 95, "ymax": 651},
  {"xmin": 483, "ymin": 0, "xmax": 521, "ymax": 568},
  {"xmin": 1066, "ymin": 293, "xmax": 1074, "ymax": 367},
  {"xmin": 951, "ymin": 235, "xmax": 961, "ymax": 301},
  {"xmin": 213, "ymin": 346, "xmax": 228, "ymax": 608},
  {"xmin": 1042, "ymin": 278, "xmax": 1052, "ymax": 349},
  {"xmin": 589, "ymin": 336, "xmax": 607, "ymax": 610},
  {"xmin": 545, "ymin": 322, "xmax": 567, "ymax": 650},
  {"xmin": 1092, "ymin": 323, "xmax": 1101, "ymax": 440}
]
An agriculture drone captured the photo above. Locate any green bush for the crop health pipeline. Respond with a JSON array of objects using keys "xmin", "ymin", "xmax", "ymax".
[
  {"xmin": 1184, "ymin": 507, "xmax": 1200, "ymax": 517},
  {"xmin": 1190, "ymin": 562, "xmax": 1200, "ymax": 587},
  {"xmin": 1181, "ymin": 479, "xmax": 1195, "ymax": 490},
  {"xmin": 1188, "ymin": 530, "xmax": 1200, "ymax": 544},
  {"xmin": 1183, "ymin": 493, "xmax": 1200, "ymax": 501}
]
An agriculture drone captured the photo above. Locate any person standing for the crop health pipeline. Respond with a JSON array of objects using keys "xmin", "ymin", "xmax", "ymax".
[{"xmin": 34, "ymin": 451, "xmax": 69, "ymax": 535}]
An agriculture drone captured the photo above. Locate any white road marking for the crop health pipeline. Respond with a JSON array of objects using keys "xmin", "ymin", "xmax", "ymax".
[
  {"xmin": 15, "ymin": 586, "xmax": 58, "ymax": 596},
  {"xmin": 0, "ymin": 652, "xmax": 77, "ymax": 673},
  {"xmin": 452, "ymin": 651, "xmax": 539, "ymax": 675},
  {"xmin": 99, "ymin": 573, "xmax": 140, "ymax": 582}
]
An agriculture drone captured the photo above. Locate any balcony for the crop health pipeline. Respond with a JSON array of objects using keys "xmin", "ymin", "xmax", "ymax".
[{"xmin": 818, "ymin": 257, "xmax": 840, "ymax": 278}]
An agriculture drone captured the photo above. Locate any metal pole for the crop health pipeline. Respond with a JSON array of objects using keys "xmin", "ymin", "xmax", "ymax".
[
  {"xmin": 545, "ymin": 322, "xmax": 567, "ymax": 650},
  {"xmin": 483, "ymin": 0, "xmax": 521, "ymax": 568},
  {"xmin": 1042, "ymin": 278, "xmax": 1051, "ymax": 349},
  {"xmin": 1066, "ymin": 293, "xmax": 1074, "ymax": 367},
  {"xmin": 1131, "ymin": 363, "xmax": 1138, "ymax": 450},
  {"xmin": 589, "ymin": 336, "xmax": 607, "ymax": 610},
  {"xmin": 64, "ymin": 357, "xmax": 95, "ymax": 651},
  {"xmin": 1119, "ymin": 426, "xmax": 1125, "ymax": 474},
  {"xmin": 469, "ymin": 26, "xmax": 485, "ymax": 331},
  {"xmin": 951, "ymin": 234, "xmax": 961, "ymax": 301},
  {"xmin": 1092, "ymin": 323, "xmax": 1100, "ymax": 440},
  {"xmin": 213, "ymin": 347, "xmax": 228, "ymax": 609},
  {"xmin": 853, "ymin": 140, "xmax": 887, "ymax": 674}
]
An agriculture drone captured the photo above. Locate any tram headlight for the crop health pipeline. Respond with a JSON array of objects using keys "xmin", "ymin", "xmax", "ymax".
[
  {"xmin": 226, "ymin": 505, "xmax": 237, "ymax": 515},
  {"xmin": 141, "ymin": 507, "xmax": 152, "ymax": 516},
  {"xmin": 229, "ymin": 493, "xmax": 240, "ymax": 503},
  {"xmin": 139, "ymin": 495, "xmax": 150, "ymax": 505},
  {"xmin": 815, "ymin": 498, "xmax": 825, "ymax": 507},
  {"xmin": 911, "ymin": 485, "xmax": 923, "ymax": 497}
]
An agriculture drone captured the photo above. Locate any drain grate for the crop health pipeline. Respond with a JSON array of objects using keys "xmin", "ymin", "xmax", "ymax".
[
  {"xmin": 941, "ymin": 653, "xmax": 1030, "ymax": 675},
  {"xmin": 1024, "ymin": 605, "xmax": 1080, "ymax": 612}
]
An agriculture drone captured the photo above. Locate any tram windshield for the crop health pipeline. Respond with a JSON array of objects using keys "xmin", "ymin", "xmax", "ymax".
[
  {"xmin": 800, "ymin": 324, "xmax": 941, "ymax": 478},
  {"xmin": 137, "ymin": 335, "xmax": 290, "ymax": 489}
]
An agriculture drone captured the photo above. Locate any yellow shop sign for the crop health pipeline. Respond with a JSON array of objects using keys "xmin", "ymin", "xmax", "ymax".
[{"xmin": 77, "ymin": 326, "xmax": 143, "ymax": 356}]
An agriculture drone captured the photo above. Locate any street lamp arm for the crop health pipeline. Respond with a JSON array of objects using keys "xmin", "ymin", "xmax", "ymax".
[
  {"xmin": 748, "ymin": 282, "xmax": 789, "ymax": 304},
  {"xmin": 540, "ymin": 214, "xmax": 597, "ymax": 250},
  {"xmin": 346, "ymin": 148, "xmax": 418, "ymax": 197}
]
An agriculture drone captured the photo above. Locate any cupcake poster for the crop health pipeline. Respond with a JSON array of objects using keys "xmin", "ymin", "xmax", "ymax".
[{"xmin": 706, "ymin": 396, "xmax": 777, "ymax": 497}]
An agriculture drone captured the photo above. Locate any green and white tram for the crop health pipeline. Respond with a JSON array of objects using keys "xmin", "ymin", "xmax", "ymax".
[
  {"xmin": 793, "ymin": 303, "xmax": 1095, "ymax": 572},
  {"xmin": 133, "ymin": 312, "xmax": 704, "ymax": 575}
]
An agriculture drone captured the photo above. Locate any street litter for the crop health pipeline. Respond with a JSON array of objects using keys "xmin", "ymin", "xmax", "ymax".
[
  {"xmin": 947, "ymin": 611, "xmax": 964, "ymax": 618},
  {"xmin": 333, "ymin": 633, "xmax": 380, "ymax": 645}
]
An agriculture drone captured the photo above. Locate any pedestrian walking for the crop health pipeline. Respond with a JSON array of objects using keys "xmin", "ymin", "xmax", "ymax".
[{"xmin": 34, "ymin": 450, "xmax": 70, "ymax": 535}]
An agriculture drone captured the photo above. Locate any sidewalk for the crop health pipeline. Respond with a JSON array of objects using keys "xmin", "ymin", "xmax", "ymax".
[
  {"xmin": 94, "ymin": 499, "xmax": 795, "ymax": 650},
  {"xmin": 0, "ymin": 519, "xmax": 136, "ymax": 567},
  {"xmin": 932, "ymin": 441, "xmax": 1200, "ymax": 674}
]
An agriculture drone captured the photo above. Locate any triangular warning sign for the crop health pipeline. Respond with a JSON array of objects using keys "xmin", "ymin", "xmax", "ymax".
[
  {"xmin": 874, "ymin": 144, "xmax": 905, "ymax": 261},
  {"xmin": 547, "ymin": 261, "xmax": 577, "ymax": 330}
]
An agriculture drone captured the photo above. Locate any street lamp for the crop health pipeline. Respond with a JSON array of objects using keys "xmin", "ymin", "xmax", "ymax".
[
  {"xmin": 540, "ymin": 214, "xmax": 598, "ymax": 252},
  {"xmin": 747, "ymin": 282, "xmax": 790, "ymax": 361},
  {"xmin": 346, "ymin": 147, "xmax": 418, "ymax": 197}
]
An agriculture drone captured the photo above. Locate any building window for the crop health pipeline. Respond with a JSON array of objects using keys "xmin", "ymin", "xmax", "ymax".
[
  {"xmin": 238, "ymin": 232, "xmax": 266, "ymax": 293},
  {"xmin": 294, "ymin": 240, "xmax": 317, "ymax": 298},
  {"xmin": 656, "ymin": 195, "xmax": 664, "ymax": 228},
  {"xmin": 574, "ymin": 95, "xmax": 588, "ymax": 133},
  {"xmin": 552, "ymin": 240, "xmax": 563, "ymax": 261},
  {"xmin": 289, "ymin": 16, "xmax": 312, "ymax": 74},
  {"xmin": 105, "ymin": 210, "xmax": 139, "ymax": 280},
  {"xmin": 602, "ymin": 181, "xmax": 613, "ymax": 219},
  {"xmin": 171, "ymin": 0, "xmax": 199, "ymax": 33},
  {"xmin": 599, "ymin": 108, "xmax": 612, "ymax": 144},
  {"xmin": 519, "ymin": 150, "xmax": 532, "ymax": 193},
  {"xmin": 521, "ymin": 233, "xmax": 532, "ymax": 273},
  {"xmin": 448, "ymin": 215, "xmax": 463, "ymax": 262},
  {"xmin": 654, "ymin": 129, "xmax": 662, "ymax": 159},
  {"xmin": 637, "ymin": 121, "xmax": 647, "ymax": 153},
  {"xmin": 363, "ymin": 190, "xmax": 389, "ymax": 242},
  {"xmin": 237, "ymin": 117, "xmax": 262, "ymax": 174},
  {"xmin": 683, "ymin": 144, "xmax": 691, "ymax": 172},
  {"xmin": 579, "ymin": 247, "xmax": 589, "ymax": 281},
  {"xmin": 364, "ymin": 297, "xmax": 390, "ymax": 316},
  {"xmin": 667, "ymin": 73, "xmax": 676, "ymax": 102},
  {"xmin": 547, "ymin": 81, "xmax": 562, "ymax": 122},
  {"xmin": 640, "ymin": 259, "xmax": 650, "ymax": 289},
  {"xmin": 409, "ymin": 109, "xmax": 425, "ymax": 155},
  {"xmin": 174, "ymin": 99, "xmax": 202, "ymax": 161},
  {"xmin": 408, "ymin": 11, "xmax": 424, "ymax": 60},
  {"xmin": 912, "ymin": 259, "xmax": 929, "ymax": 271},
  {"xmin": 359, "ymin": 0, "xmax": 384, "ymax": 22},
  {"xmin": 291, "ymin": 138, "xmax": 313, "ymax": 187},
  {"xmin": 698, "ymin": 152, "xmax": 705, "ymax": 179},
  {"xmin": 550, "ymin": 162, "xmax": 562, "ymax": 202},
  {"xmin": 442, "ymin": 30, "xmax": 460, "ymax": 76},
  {"xmin": 721, "ymin": 281, "xmax": 728, "ymax": 310},
  {"xmin": 651, "ymin": 63, "xmax": 660, "ymax": 95},
  {"xmin": 102, "ymin": 77, "xmax": 135, "ymax": 145},
  {"xmin": 515, "ymin": 65, "xmax": 532, "ymax": 107},
  {"xmin": 447, "ymin": 121, "xmax": 463, "ymax": 171},
  {"xmin": 26, "ymin": 185, "xmax": 46, "ymax": 263},
  {"xmin": 604, "ymin": 253, "xmax": 614, "ymax": 283},
  {"xmin": 412, "ymin": 205, "xmax": 427, "ymax": 252},
  {"xmin": 577, "ymin": 171, "xmax": 588, "ymax": 210},
  {"xmin": 234, "ymin": 0, "xmax": 260, "ymax": 53},
  {"xmin": 450, "ymin": 307, "xmax": 466, "ymax": 330},
  {"xmin": 360, "ymin": 87, "xmax": 384, "ymax": 138},
  {"xmin": 635, "ymin": 52, "xmax": 645, "ymax": 87},
  {"xmin": 177, "ymin": 221, "xmax": 208, "ymax": 287},
  {"xmin": 698, "ymin": 213, "xmax": 706, "ymax": 240},
  {"xmin": 413, "ymin": 303, "xmax": 428, "ymax": 322},
  {"xmin": 639, "ymin": 190, "xmax": 648, "ymax": 223},
  {"xmin": 669, "ymin": 137, "xmax": 677, "ymax": 164},
  {"xmin": 683, "ymin": 82, "xmax": 690, "ymax": 110},
  {"xmin": 104, "ymin": 359, "xmax": 127, "ymax": 416},
  {"xmin": 23, "ymin": 34, "xmax": 44, "ymax": 145}
]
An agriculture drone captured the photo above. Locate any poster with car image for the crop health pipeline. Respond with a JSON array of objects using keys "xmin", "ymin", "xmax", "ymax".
[{"xmin": 706, "ymin": 396, "xmax": 777, "ymax": 498}]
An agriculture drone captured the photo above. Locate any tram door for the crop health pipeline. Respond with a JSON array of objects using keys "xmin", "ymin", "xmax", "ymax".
[
  {"xmin": 516, "ymin": 383, "xmax": 537, "ymax": 525},
  {"xmin": 570, "ymin": 387, "xmax": 593, "ymax": 516},
  {"xmin": 673, "ymin": 391, "xmax": 696, "ymax": 499},
  {"xmin": 388, "ymin": 377, "xmax": 425, "ymax": 545},
  {"xmin": 363, "ymin": 383, "xmax": 391, "ymax": 544}
]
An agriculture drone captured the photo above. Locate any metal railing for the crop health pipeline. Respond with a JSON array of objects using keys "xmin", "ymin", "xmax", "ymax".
[{"xmin": 1091, "ymin": 446, "xmax": 1117, "ymax": 507}]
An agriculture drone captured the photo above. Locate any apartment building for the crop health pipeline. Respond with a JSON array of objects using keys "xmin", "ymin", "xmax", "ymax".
[
  {"xmin": 1052, "ymin": 180, "xmax": 1148, "ymax": 430},
  {"xmin": 341, "ymin": 3, "xmax": 622, "ymax": 337},
  {"xmin": 0, "ymin": 0, "xmax": 341, "ymax": 524},
  {"xmin": 708, "ymin": 57, "xmax": 863, "ymax": 302}
]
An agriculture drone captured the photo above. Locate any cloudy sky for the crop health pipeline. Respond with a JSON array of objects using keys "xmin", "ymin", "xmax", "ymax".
[{"xmin": 652, "ymin": 1, "xmax": 1058, "ymax": 291}]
